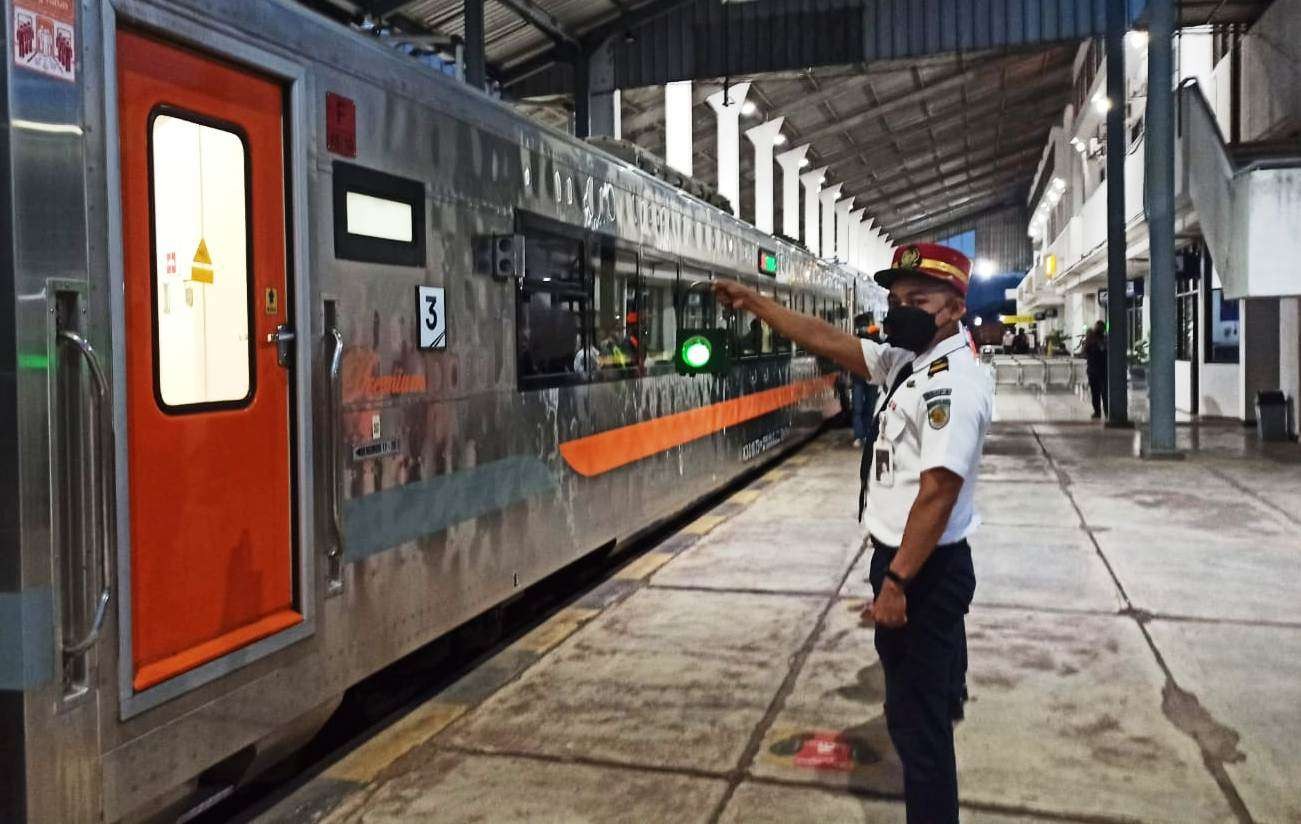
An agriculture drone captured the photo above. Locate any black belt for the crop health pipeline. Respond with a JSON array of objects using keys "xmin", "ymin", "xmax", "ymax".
[{"xmin": 870, "ymin": 536, "xmax": 969, "ymax": 553}]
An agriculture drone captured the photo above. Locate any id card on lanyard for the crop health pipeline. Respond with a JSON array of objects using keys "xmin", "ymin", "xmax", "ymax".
[{"xmin": 871, "ymin": 363, "xmax": 914, "ymax": 490}]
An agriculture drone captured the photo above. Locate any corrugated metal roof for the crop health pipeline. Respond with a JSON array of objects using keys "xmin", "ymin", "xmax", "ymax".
[{"xmin": 316, "ymin": 0, "xmax": 1277, "ymax": 236}]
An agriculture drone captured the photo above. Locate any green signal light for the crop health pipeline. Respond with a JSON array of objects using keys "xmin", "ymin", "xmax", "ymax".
[
  {"xmin": 682, "ymin": 335, "xmax": 713, "ymax": 368},
  {"xmin": 758, "ymin": 249, "xmax": 779, "ymax": 275}
]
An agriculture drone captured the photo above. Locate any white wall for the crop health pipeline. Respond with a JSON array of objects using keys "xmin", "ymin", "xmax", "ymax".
[
  {"xmin": 1281, "ymin": 297, "xmax": 1301, "ymax": 434},
  {"xmin": 1176, "ymin": 360, "xmax": 1193, "ymax": 412},
  {"xmin": 1200, "ymin": 364, "xmax": 1241, "ymax": 418}
]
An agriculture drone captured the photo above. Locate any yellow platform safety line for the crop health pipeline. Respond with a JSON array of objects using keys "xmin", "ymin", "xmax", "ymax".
[
  {"xmin": 515, "ymin": 606, "xmax": 601, "ymax": 654},
  {"xmin": 762, "ymin": 467, "xmax": 792, "ymax": 482},
  {"xmin": 681, "ymin": 512, "xmax": 728, "ymax": 535},
  {"xmin": 784, "ymin": 454, "xmax": 810, "ymax": 466},
  {"xmin": 614, "ymin": 550, "xmax": 675, "ymax": 582},
  {"xmin": 730, "ymin": 488, "xmax": 761, "ymax": 505},
  {"xmin": 324, "ymin": 700, "xmax": 469, "ymax": 784}
]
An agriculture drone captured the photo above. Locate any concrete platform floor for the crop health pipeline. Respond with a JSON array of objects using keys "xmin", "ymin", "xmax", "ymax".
[{"xmin": 259, "ymin": 417, "xmax": 1301, "ymax": 824}]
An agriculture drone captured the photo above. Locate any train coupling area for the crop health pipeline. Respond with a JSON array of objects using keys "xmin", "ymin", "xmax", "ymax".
[{"xmin": 256, "ymin": 423, "xmax": 1301, "ymax": 824}]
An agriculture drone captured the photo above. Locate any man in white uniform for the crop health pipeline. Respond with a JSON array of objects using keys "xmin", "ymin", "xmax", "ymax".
[{"xmin": 715, "ymin": 242, "xmax": 992, "ymax": 824}]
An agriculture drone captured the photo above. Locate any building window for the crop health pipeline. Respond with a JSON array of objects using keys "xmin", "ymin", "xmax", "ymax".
[
  {"xmin": 1176, "ymin": 280, "xmax": 1198, "ymax": 360},
  {"xmin": 150, "ymin": 111, "xmax": 253, "ymax": 410},
  {"xmin": 1206, "ymin": 288, "xmax": 1240, "ymax": 363}
]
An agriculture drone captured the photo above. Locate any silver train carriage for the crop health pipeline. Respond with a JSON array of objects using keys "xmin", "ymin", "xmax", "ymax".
[{"xmin": 0, "ymin": 1, "xmax": 887, "ymax": 820}]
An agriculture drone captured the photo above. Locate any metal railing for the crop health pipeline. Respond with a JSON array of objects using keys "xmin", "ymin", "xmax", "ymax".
[{"xmin": 983, "ymin": 352, "xmax": 1083, "ymax": 390}]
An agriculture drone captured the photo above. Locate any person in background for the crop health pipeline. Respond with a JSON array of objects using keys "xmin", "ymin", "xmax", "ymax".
[
  {"xmin": 1001, "ymin": 326, "xmax": 1015, "ymax": 353},
  {"xmin": 1026, "ymin": 326, "xmax": 1038, "ymax": 353},
  {"xmin": 1082, "ymin": 320, "xmax": 1108, "ymax": 419},
  {"xmin": 1012, "ymin": 328, "xmax": 1029, "ymax": 354},
  {"xmin": 851, "ymin": 313, "xmax": 880, "ymax": 448}
]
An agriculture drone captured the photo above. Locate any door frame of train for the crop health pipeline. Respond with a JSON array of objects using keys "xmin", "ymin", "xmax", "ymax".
[{"xmin": 101, "ymin": 0, "xmax": 318, "ymax": 719}]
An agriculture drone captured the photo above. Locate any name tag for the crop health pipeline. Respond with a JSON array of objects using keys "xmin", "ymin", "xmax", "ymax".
[{"xmin": 872, "ymin": 443, "xmax": 895, "ymax": 489}]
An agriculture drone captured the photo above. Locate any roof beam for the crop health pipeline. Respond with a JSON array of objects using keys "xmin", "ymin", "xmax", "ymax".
[
  {"xmin": 853, "ymin": 156, "xmax": 1040, "ymax": 215},
  {"xmin": 806, "ymin": 72, "xmax": 1069, "ymax": 163},
  {"xmin": 837, "ymin": 133, "xmax": 1049, "ymax": 195},
  {"xmin": 787, "ymin": 63, "xmax": 1012, "ymax": 147},
  {"xmin": 878, "ymin": 175, "xmax": 1030, "ymax": 225},
  {"xmin": 495, "ymin": 0, "xmax": 581, "ymax": 50},
  {"xmin": 889, "ymin": 190, "xmax": 1026, "ymax": 241},
  {"xmin": 501, "ymin": 0, "xmax": 698, "ymax": 86},
  {"xmin": 362, "ymin": 0, "xmax": 417, "ymax": 17}
]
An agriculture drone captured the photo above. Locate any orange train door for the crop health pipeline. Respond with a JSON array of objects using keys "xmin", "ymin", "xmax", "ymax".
[{"xmin": 117, "ymin": 30, "xmax": 300, "ymax": 692}]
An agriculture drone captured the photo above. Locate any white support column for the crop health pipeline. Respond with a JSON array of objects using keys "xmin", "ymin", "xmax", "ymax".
[
  {"xmin": 835, "ymin": 197, "xmax": 854, "ymax": 263},
  {"xmin": 820, "ymin": 183, "xmax": 842, "ymax": 261},
  {"xmin": 776, "ymin": 144, "xmax": 809, "ymax": 241},
  {"xmin": 849, "ymin": 209, "xmax": 865, "ymax": 268},
  {"xmin": 801, "ymin": 166, "xmax": 827, "ymax": 257},
  {"xmin": 705, "ymin": 82, "xmax": 751, "ymax": 218},
  {"xmin": 664, "ymin": 80, "xmax": 694, "ymax": 177},
  {"xmin": 744, "ymin": 117, "xmax": 784, "ymax": 234}
]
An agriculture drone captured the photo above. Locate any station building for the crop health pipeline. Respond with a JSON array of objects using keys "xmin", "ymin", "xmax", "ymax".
[{"xmin": 1015, "ymin": 0, "xmax": 1301, "ymax": 427}]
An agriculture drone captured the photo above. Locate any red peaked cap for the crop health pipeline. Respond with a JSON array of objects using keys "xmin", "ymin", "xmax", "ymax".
[{"xmin": 874, "ymin": 242, "xmax": 971, "ymax": 297}]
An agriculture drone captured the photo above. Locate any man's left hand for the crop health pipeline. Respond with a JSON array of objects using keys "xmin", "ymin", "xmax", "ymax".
[{"xmin": 866, "ymin": 581, "xmax": 907, "ymax": 627}]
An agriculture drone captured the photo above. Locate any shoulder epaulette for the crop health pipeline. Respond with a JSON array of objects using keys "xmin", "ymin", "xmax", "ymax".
[{"xmin": 927, "ymin": 356, "xmax": 949, "ymax": 377}]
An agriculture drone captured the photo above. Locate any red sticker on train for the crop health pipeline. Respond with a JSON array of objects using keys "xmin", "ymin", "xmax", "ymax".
[
  {"xmin": 326, "ymin": 92, "xmax": 357, "ymax": 157},
  {"xmin": 13, "ymin": 0, "xmax": 76, "ymax": 82}
]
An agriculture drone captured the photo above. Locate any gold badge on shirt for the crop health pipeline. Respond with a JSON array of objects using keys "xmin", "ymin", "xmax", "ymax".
[{"xmin": 927, "ymin": 399, "xmax": 951, "ymax": 429}]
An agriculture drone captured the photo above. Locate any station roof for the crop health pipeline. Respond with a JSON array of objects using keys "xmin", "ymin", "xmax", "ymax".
[{"xmin": 306, "ymin": 0, "xmax": 1276, "ymax": 239}]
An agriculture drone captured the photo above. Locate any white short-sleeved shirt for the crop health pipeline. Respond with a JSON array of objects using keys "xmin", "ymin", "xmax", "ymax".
[{"xmin": 860, "ymin": 329, "xmax": 993, "ymax": 547}]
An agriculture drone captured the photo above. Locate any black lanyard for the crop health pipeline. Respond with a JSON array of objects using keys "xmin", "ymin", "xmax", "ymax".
[{"xmin": 873, "ymin": 362, "xmax": 915, "ymax": 435}]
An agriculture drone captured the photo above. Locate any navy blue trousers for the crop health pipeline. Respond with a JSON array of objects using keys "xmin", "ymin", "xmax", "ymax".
[{"xmin": 869, "ymin": 538, "xmax": 976, "ymax": 824}]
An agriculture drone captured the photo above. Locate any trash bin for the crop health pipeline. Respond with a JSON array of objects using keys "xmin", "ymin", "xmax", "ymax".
[{"xmin": 1255, "ymin": 390, "xmax": 1289, "ymax": 441}]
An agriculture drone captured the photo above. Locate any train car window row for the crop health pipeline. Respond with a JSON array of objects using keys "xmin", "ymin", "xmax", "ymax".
[{"xmin": 514, "ymin": 224, "xmax": 844, "ymax": 390}]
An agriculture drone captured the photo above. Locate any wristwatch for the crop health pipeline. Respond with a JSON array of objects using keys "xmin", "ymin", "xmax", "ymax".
[{"xmin": 884, "ymin": 569, "xmax": 910, "ymax": 591}]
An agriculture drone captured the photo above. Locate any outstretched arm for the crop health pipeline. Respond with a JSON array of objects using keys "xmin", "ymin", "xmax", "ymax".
[{"xmin": 713, "ymin": 281, "xmax": 870, "ymax": 379}]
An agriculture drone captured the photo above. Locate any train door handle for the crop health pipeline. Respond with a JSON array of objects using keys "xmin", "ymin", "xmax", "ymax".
[
  {"xmin": 56, "ymin": 330, "xmax": 114, "ymax": 656},
  {"xmin": 326, "ymin": 325, "xmax": 346, "ymax": 595},
  {"xmin": 267, "ymin": 324, "xmax": 296, "ymax": 369}
]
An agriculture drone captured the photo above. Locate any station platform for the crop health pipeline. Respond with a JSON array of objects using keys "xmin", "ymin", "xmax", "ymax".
[{"xmin": 259, "ymin": 401, "xmax": 1301, "ymax": 824}]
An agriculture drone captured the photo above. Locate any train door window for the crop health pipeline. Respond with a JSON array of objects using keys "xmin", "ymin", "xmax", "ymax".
[
  {"xmin": 678, "ymin": 264, "xmax": 716, "ymax": 329},
  {"xmin": 773, "ymin": 287, "xmax": 792, "ymax": 353},
  {"xmin": 732, "ymin": 279, "xmax": 766, "ymax": 358},
  {"xmin": 792, "ymin": 290, "xmax": 808, "ymax": 354},
  {"xmin": 151, "ymin": 113, "xmax": 252, "ymax": 408},
  {"xmin": 591, "ymin": 240, "xmax": 638, "ymax": 377},
  {"xmin": 517, "ymin": 233, "xmax": 587, "ymax": 387},
  {"xmin": 641, "ymin": 258, "xmax": 677, "ymax": 372}
]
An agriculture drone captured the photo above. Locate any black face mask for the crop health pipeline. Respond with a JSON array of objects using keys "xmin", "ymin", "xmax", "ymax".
[{"xmin": 883, "ymin": 305, "xmax": 939, "ymax": 353}]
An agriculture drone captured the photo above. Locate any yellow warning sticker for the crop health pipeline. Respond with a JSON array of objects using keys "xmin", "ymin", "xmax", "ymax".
[{"xmin": 190, "ymin": 238, "xmax": 214, "ymax": 284}]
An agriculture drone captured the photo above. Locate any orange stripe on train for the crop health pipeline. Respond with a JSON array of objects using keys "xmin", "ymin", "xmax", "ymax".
[{"xmin": 558, "ymin": 375, "xmax": 837, "ymax": 477}]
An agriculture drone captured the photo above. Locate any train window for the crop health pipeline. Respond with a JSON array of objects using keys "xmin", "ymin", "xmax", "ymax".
[
  {"xmin": 640, "ymin": 258, "xmax": 677, "ymax": 372},
  {"xmin": 517, "ymin": 233, "xmax": 587, "ymax": 387},
  {"xmin": 678, "ymin": 265, "xmax": 716, "ymax": 329},
  {"xmin": 590, "ymin": 242, "xmax": 638, "ymax": 375},
  {"xmin": 792, "ymin": 290, "xmax": 807, "ymax": 355},
  {"xmin": 332, "ymin": 161, "xmax": 426, "ymax": 266},
  {"xmin": 774, "ymin": 288, "xmax": 792, "ymax": 353},
  {"xmin": 150, "ymin": 112, "xmax": 253, "ymax": 409},
  {"xmin": 731, "ymin": 279, "xmax": 771, "ymax": 358}
]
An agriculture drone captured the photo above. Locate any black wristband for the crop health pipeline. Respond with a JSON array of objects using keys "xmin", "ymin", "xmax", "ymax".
[{"xmin": 884, "ymin": 569, "xmax": 909, "ymax": 591}]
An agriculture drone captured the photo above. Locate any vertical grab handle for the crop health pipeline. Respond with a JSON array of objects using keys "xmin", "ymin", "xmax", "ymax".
[
  {"xmin": 57, "ymin": 330, "xmax": 114, "ymax": 655},
  {"xmin": 326, "ymin": 325, "xmax": 345, "ymax": 594}
]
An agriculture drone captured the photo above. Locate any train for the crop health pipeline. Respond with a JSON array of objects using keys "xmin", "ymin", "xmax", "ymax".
[{"xmin": 0, "ymin": 1, "xmax": 885, "ymax": 820}]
